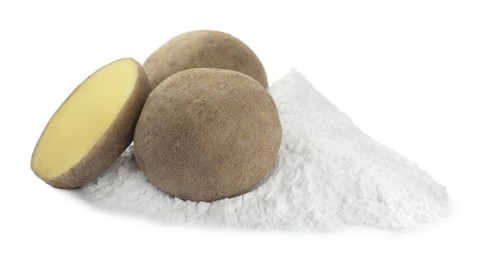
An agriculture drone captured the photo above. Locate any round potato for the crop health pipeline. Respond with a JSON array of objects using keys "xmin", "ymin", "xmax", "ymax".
[
  {"xmin": 134, "ymin": 68, "xmax": 281, "ymax": 202},
  {"xmin": 31, "ymin": 58, "xmax": 151, "ymax": 188},
  {"xmin": 143, "ymin": 30, "xmax": 268, "ymax": 89}
]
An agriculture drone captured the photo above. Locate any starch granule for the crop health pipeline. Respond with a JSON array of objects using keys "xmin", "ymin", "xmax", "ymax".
[{"xmin": 81, "ymin": 69, "xmax": 449, "ymax": 231}]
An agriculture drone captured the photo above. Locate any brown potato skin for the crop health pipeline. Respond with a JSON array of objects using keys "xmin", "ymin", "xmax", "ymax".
[
  {"xmin": 31, "ymin": 58, "xmax": 151, "ymax": 188},
  {"xmin": 143, "ymin": 30, "xmax": 268, "ymax": 89},
  {"xmin": 134, "ymin": 68, "xmax": 281, "ymax": 202}
]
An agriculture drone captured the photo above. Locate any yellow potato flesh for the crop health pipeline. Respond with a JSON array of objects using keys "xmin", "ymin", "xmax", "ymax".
[{"xmin": 32, "ymin": 59, "xmax": 138, "ymax": 180}]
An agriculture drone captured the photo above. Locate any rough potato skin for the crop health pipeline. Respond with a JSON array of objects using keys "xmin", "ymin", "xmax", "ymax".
[
  {"xmin": 143, "ymin": 30, "xmax": 268, "ymax": 89},
  {"xmin": 32, "ymin": 59, "xmax": 151, "ymax": 188},
  {"xmin": 134, "ymin": 68, "xmax": 281, "ymax": 202}
]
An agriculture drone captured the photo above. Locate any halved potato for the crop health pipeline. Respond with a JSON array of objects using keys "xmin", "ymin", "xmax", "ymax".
[{"xmin": 31, "ymin": 58, "xmax": 150, "ymax": 188}]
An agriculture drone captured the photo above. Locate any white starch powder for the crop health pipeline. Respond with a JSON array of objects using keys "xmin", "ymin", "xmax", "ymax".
[{"xmin": 81, "ymin": 70, "xmax": 449, "ymax": 231}]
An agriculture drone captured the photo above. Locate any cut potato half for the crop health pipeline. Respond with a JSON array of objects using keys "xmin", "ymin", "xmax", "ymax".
[{"xmin": 31, "ymin": 58, "xmax": 150, "ymax": 188}]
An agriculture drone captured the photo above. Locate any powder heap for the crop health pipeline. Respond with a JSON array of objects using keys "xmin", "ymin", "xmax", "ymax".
[{"xmin": 81, "ymin": 70, "xmax": 449, "ymax": 231}]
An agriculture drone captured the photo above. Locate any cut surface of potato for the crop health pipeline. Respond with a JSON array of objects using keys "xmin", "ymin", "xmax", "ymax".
[{"xmin": 31, "ymin": 58, "xmax": 150, "ymax": 188}]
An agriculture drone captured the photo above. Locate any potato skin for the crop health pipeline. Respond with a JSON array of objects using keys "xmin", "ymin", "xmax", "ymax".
[
  {"xmin": 32, "ymin": 59, "xmax": 151, "ymax": 188},
  {"xmin": 134, "ymin": 68, "xmax": 281, "ymax": 202},
  {"xmin": 143, "ymin": 30, "xmax": 268, "ymax": 89}
]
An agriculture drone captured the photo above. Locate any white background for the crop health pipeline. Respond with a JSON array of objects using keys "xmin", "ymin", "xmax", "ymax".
[{"xmin": 1, "ymin": 0, "xmax": 476, "ymax": 259}]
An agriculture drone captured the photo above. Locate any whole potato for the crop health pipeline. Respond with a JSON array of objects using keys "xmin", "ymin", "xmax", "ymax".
[
  {"xmin": 134, "ymin": 68, "xmax": 281, "ymax": 202},
  {"xmin": 143, "ymin": 30, "xmax": 268, "ymax": 89}
]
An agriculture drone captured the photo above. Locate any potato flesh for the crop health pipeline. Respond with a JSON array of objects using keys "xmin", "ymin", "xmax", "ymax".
[{"xmin": 32, "ymin": 59, "xmax": 138, "ymax": 180}]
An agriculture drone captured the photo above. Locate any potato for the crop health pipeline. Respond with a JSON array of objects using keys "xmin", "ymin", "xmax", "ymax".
[
  {"xmin": 31, "ymin": 58, "xmax": 151, "ymax": 188},
  {"xmin": 143, "ymin": 30, "xmax": 268, "ymax": 89},
  {"xmin": 134, "ymin": 68, "xmax": 282, "ymax": 202}
]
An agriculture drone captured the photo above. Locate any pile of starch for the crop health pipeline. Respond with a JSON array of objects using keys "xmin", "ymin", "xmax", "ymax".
[{"xmin": 81, "ymin": 69, "xmax": 449, "ymax": 231}]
